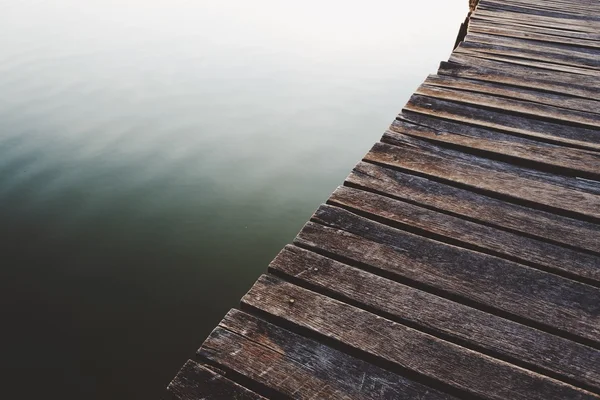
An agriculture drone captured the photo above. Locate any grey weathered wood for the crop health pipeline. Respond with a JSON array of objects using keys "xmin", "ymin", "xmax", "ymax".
[
  {"xmin": 405, "ymin": 93, "xmax": 600, "ymax": 151},
  {"xmin": 198, "ymin": 309, "xmax": 456, "ymax": 400},
  {"xmin": 415, "ymin": 81, "xmax": 600, "ymax": 129},
  {"xmin": 422, "ymin": 74, "xmax": 600, "ymax": 116},
  {"xmin": 469, "ymin": 23, "xmax": 600, "ymax": 49},
  {"xmin": 474, "ymin": 9, "xmax": 600, "ymax": 32},
  {"xmin": 364, "ymin": 138, "xmax": 600, "ymax": 219},
  {"xmin": 241, "ymin": 275, "xmax": 599, "ymax": 400},
  {"xmin": 394, "ymin": 113, "xmax": 600, "ymax": 179},
  {"xmin": 270, "ymin": 245, "xmax": 600, "ymax": 392},
  {"xmin": 455, "ymin": 41, "xmax": 600, "ymax": 76},
  {"xmin": 437, "ymin": 60, "xmax": 600, "ymax": 101},
  {"xmin": 301, "ymin": 206, "xmax": 600, "ymax": 345},
  {"xmin": 166, "ymin": 360, "xmax": 266, "ymax": 400},
  {"xmin": 328, "ymin": 185, "xmax": 600, "ymax": 284},
  {"xmin": 346, "ymin": 161, "xmax": 600, "ymax": 254},
  {"xmin": 469, "ymin": 19, "xmax": 600, "ymax": 43},
  {"xmin": 452, "ymin": 44, "xmax": 600, "ymax": 76}
]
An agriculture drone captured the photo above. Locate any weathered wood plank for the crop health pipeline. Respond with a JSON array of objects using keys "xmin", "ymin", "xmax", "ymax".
[
  {"xmin": 487, "ymin": 0, "xmax": 600, "ymax": 17},
  {"xmin": 166, "ymin": 360, "xmax": 266, "ymax": 400},
  {"xmin": 456, "ymin": 39, "xmax": 600, "ymax": 75},
  {"xmin": 405, "ymin": 94, "xmax": 600, "ymax": 151},
  {"xmin": 364, "ymin": 138, "xmax": 600, "ymax": 219},
  {"xmin": 474, "ymin": 9, "xmax": 600, "ymax": 32},
  {"xmin": 422, "ymin": 74, "xmax": 600, "ymax": 116},
  {"xmin": 346, "ymin": 161, "xmax": 600, "ymax": 254},
  {"xmin": 466, "ymin": 32, "xmax": 600, "ymax": 63},
  {"xmin": 301, "ymin": 207, "xmax": 600, "ymax": 344},
  {"xmin": 270, "ymin": 245, "xmax": 600, "ymax": 393},
  {"xmin": 242, "ymin": 275, "xmax": 600, "ymax": 400},
  {"xmin": 469, "ymin": 23, "xmax": 600, "ymax": 50},
  {"xmin": 416, "ymin": 81, "xmax": 600, "ymax": 129},
  {"xmin": 437, "ymin": 60, "xmax": 600, "ymax": 101},
  {"xmin": 394, "ymin": 113, "xmax": 600, "ymax": 179},
  {"xmin": 479, "ymin": 2, "xmax": 600, "ymax": 22},
  {"xmin": 198, "ymin": 309, "xmax": 455, "ymax": 400},
  {"xmin": 328, "ymin": 185, "xmax": 600, "ymax": 284},
  {"xmin": 453, "ymin": 44, "xmax": 600, "ymax": 76},
  {"xmin": 469, "ymin": 19, "xmax": 600, "ymax": 43}
]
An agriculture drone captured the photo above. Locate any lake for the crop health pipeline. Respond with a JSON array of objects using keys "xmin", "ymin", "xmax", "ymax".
[{"xmin": 0, "ymin": 1, "xmax": 467, "ymax": 398}]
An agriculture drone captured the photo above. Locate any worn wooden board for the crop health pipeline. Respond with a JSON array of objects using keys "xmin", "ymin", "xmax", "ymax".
[
  {"xmin": 455, "ymin": 40, "xmax": 600, "ymax": 75},
  {"xmin": 242, "ymin": 275, "xmax": 599, "ymax": 400},
  {"xmin": 405, "ymin": 94, "xmax": 600, "ymax": 151},
  {"xmin": 422, "ymin": 74, "xmax": 600, "ymax": 116},
  {"xmin": 469, "ymin": 19, "xmax": 600, "ymax": 43},
  {"xmin": 328, "ymin": 185, "xmax": 600, "ymax": 285},
  {"xmin": 452, "ymin": 45, "xmax": 600, "ymax": 76},
  {"xmin": 270, "ymin": 245, "xmax": 600, "ymax": 393},
  {"xmin": 198, "ymin": 309, "xmax": 456, "ymax": 400},
  {"xmin": 394, "ymin": 113, "xmax": 600, "ymax": 179},
  {"xmin": 469, "ymin": 23, "xmax": 600, "ymax": 49},
  {"xmin": 364, "ymin": 138, "xmax": 600, "ymax": 219},
  {"xmin": 346, "ymin": 161, "xmax": 600, "ymax": 254},
  {"xmin": 437, "ymin": 60, "xmax": 600, "ymax": 101},
  {"xmin": 302, "ymin": 206, "xmax": 600, "ymax": 345},
  {"xmin": 166, "ymin": 360, "xmax": 266, "ymax": 400}
]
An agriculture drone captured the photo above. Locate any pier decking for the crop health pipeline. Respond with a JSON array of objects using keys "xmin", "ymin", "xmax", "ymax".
[{"xmin": 165, "ymin": 0, "xmax": 600, "ymax": 398}]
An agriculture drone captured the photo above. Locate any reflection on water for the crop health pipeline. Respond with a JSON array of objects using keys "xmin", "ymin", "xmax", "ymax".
[{"xmin": 0, "ymin": 0, "xmax": 467, "ymax": 398}]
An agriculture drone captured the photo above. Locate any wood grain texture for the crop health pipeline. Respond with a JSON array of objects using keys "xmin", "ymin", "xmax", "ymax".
[
  {"xmin": 422, "ymin": 74, "xmax": 600, "ymax": 116},
  {"xmin": 452, "ymin": 45, "xmax": 600, "ymax": 76},
  {"xmin": 198, "ymin": 309, "xmax": 455, "ymax": 400},
  {"xmin": 405, "ymin": 94, "xmax": 600, "ymax": 151},
  {"xmin": 241, "ymin": 275, "xmax": 599, "ymax": 400},
  {"xmin": 364, "ymin": 138, "xmax": 600, "ymax": 219},
  {"xmin": 437, "ymin": 60, "xmax": 600, "ymax": 101},
  {"xmin": 346, "ymin": 161, "xmax": 600, "ymax": 254},
  {"xmin": 301, "ymin": 206, "xmax": 600, "ymax": 345},
  {"xmin": 394, "ymin": 113, "xmax": 600, "ymax": 179},
  {"xmin": 328, "ymin": 185, "xmax": 600, "ymax": 285},
  {"xmin": 270, "ymin": 245, "xmax": 600, "ymax": 392},
  {"xmin": 166, "ymin": 360, "xmax": 266, "ymax": 400},
  {"xmin": 455, "ymin": 40, "xmax": 600, "ymax": 76}
]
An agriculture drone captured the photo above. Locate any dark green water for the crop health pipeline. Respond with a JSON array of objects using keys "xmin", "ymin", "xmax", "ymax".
[{"xmin": 0, "ymin": 1, "xmax": 466, "ymax": 398}]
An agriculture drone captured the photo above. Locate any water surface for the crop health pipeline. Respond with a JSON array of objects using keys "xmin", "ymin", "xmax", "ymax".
[{"xmin": 0, "ymin": 1, "xmax": 467, "ymax": 398}]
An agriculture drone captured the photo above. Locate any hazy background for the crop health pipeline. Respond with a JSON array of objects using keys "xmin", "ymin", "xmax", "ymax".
[{"xmin": 0, "ymin": 1, "xmax": 467, "ymax": 398}]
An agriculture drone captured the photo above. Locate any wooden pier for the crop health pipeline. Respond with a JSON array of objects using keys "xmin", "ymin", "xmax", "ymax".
[{"xmin": 165, "ymin": 0, "xmax": 600, "ymax": 398}]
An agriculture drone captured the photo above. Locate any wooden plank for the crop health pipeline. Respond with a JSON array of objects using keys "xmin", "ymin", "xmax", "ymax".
[
  {"xmin": 270, "ymin": 245, "xmax": 600, "ymax": 393},
  {"xmin": 416, "ymin": 80, "xmax": 600, "ymax": 128},
  {"xmin": 466, "ymin": 32, "xmax": 600, "ymax": 61},
  {"xmin": 346, "ymin": 161, "xmax": 600, "ymax": 254},
  {"xmin": 302, "ymin": 206, "xmax": 600, "ymax": 345},
  {"xmin": 474, "ymin": 9, "xmax": 600, "ymax": 32},
  {"xmin": 437, "ymin": 60, "xmax": 600, "ymax": 101},
  {"xmin": 463, "ymin": 33, "xmax": 600, "ymax": 71},
  {"xmin": 394, "ymin": 113, "xmax": 600, "ymax": 179},
  {"xmin": 469, "ymin": 23, "xmax": 600, "ymax": 49},
  {"xmin": 405, "ymin": 93, "xmax": 600, "ymax": 151},
  {"xmin": 198, "ymin": 309, "xmax": 456, "ymax": 400},
  {"xmin": 166, "ymin": 360, "xmax": 266, "ymax": 400},
  {"xmin": 471, "ymin": 13, "xmax": 599, "ymax": 35},
  {"xmin": 424, "ymin": 74, "xmax": 600, "ymax": 115},
  {"xmin": 328, "ymin": 185, "xmax": 600, "ymax": 285},
  {"xmin": 364, "ymin": 138, "xmax": 600, "ymax": 219},
  {"xmin": 453, "ymin": 44, "xmax": 600, "ymax": 76},
  {"xmin": 469, "ymin": 19, "xmax": 600, "ymax": 43},
  {"xmin": 242, "ymin": 275, "xmax": 600, "ymax": 400},
  {"xmin": 478, "ymin": 2, "xmax": 600, "ymax": 22},
  {"xmin": 489, "ymin": 0, "xmax": 600, "ymax": 16}
]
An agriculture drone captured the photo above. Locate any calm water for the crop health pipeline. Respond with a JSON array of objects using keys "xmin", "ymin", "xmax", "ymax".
[{"xmin": 0, "ymin": 1, "xmax": 467, "ymax": 398}]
